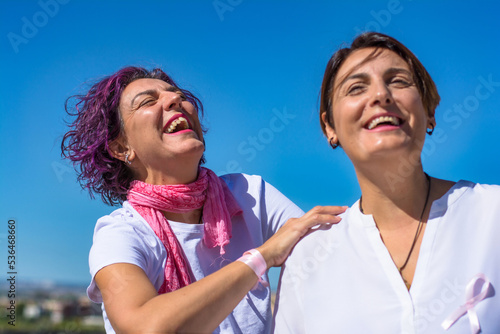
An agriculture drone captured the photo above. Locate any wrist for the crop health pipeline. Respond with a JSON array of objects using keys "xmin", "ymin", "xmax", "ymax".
[
  {"xmin": 255, "ymin": 245, "xmax": 274, "ymax": 268},
  {"xmin": 238, "ymin": 249, "xmax": 267, "ymax": 278}
]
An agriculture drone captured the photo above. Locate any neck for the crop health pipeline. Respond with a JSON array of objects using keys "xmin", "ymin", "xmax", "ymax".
[
  {"xmin": 140, "ymin": 158, "xmax": 202, "ymax": 186},
  {"xmin": 135, "ymin": 158, "xmax": 204, "ymax": 224},
  {"xmin": 163, "ymin": 208, "xmax": 203, "ymax": 225},
  {"xmin": 151, "ymin": 162, "xmax": 202, "ymax": 224},
  {"xmin": 356, "ymin": 164, "xmax": 431, "ymax": 231}
]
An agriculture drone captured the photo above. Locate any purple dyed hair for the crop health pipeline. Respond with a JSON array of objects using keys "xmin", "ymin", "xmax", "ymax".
[{"xmin": 61, "ymin": 66, "xmax": 205, "ymax": 206}]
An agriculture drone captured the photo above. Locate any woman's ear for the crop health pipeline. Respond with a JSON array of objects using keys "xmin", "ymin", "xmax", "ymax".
[
  {"xmin": 426, "ymin": 114, "xmax": 436, "ymax": 133},
  {"xmin": 321, "ymin": 112, "xmax": 339, "ymax": 146},
  {"xmin": 109, "ymin": 136, "xmax": 133, "ymax": 163},
  {"xmin": 428, "ymin": 116, "xmax": 436, "ymax": 129}
]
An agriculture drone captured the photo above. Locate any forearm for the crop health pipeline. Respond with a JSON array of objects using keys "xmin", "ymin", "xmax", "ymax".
[
  {"xmin": 102, "ymin": 205, "xmax": 346, "ymax": 333},
  {"xmin": 104, "ymin": 261, "xmax": 260, "ymax": 333},
  {"xmin": 149, "ymin": 261, "xmax": 258, "ymax": 332}
]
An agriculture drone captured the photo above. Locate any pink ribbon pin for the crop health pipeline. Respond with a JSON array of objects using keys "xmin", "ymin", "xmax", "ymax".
[{"xmin": 441, "ymin": 273, "xmax": 492, "ymax": 333}]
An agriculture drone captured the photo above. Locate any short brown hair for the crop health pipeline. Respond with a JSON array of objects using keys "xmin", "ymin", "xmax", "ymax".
[{"xmin": 320, "ymin": 32, "xmax": 440, "ymax": 135}]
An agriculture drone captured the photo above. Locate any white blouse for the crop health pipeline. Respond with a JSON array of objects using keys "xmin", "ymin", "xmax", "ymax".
[{"xmin": 274, "ymin": 181, "xmax": 500, "ymax": 334}]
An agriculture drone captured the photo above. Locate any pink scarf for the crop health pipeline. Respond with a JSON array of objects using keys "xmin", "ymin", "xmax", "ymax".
[{"xmin": 127, "ymin": 167, "xmax": 242, "ymax": 293}]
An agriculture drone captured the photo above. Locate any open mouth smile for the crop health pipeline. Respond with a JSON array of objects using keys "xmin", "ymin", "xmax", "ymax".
[
  {"xmin": 163, "ymin": 114, "xmax": 192, "ymax": 134},
  {"xmin": 364, "ymin": 114, "xmax": 403, "ymax": 130}
]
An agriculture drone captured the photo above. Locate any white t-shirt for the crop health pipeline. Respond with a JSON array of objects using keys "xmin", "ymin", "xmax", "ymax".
[
  {"xmin": 87, "ymin": 173, "xmax": 304, "ymax": 334},
  {"xmin": 274, "ymin": 181, "xmax": 500, "ymax": 334}
]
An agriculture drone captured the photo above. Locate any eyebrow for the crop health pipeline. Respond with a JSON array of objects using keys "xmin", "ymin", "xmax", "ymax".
[
  {"xmin": 384, "ymin": 67, "xmax": 412, "ymax": 77},
  {"xmin": 336, "ymin": 73, "xmax": 369, "ymax": 92},
  {"xmin": 130, "ymin": 85, "xmax": 180, "ymax": 108},
  {"xmin": 336, "ymin": 67, "xmax": 412, "ymax": 91}
]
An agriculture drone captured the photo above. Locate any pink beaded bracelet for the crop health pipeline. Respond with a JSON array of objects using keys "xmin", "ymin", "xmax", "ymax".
[{"xmin": 237, "ymin": 249, "xmax": 269, "ymax": 289}]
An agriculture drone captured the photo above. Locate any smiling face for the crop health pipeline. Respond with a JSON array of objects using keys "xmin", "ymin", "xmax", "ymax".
[
  {"xmin": 115, "ymin": 78, "xmax": 205, "ymax": 183},
  {"xmin": 323, "ymin": 48, "xmax": 434, "ymax": 166}
]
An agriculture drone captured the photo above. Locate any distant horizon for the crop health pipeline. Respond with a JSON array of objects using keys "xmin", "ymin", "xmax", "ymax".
[{"xmin": 0, "ymin": 279, "xmax": 89, "ymax": 289}]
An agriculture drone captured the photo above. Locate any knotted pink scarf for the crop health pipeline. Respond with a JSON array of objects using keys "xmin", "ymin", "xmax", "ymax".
[{"xmin": 127, "ymin": 167, "xmax": 242, "ymax": 293}]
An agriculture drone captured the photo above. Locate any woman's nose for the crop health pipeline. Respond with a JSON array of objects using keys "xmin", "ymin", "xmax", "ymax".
[
  {"xmin": 162, "ymin": 92, "xmax": 182, "ymax": 111},
  {"xmin": 369, "ymin": 82, "xmax": 393, "ymax": 107}
]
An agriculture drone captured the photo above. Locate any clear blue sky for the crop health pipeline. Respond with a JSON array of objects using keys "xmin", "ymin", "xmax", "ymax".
[{"xmin": 1, "ymin": 0, "xmax": 499, "ymax": 289}]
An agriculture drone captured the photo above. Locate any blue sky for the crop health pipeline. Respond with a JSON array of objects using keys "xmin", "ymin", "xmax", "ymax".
[{"xmin": 1, "ymin": 0, "xmax": 499, "ymax": 290}]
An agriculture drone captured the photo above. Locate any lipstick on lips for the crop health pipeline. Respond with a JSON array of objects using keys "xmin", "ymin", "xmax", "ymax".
[
  {"xmin": 364, "ymin": 113, "xmax": 403, "ymax": 131},
  {"xmin": 163, "ymin": 113, "xmax": 193, "ymax": 135}
]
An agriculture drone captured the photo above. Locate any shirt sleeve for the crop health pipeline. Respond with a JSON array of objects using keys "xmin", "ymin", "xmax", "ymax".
[
  {"xmin": 221, "ymin": 173, "xmax": 305, "ymax": 242},
  {"xmin": 260, "ymin": 178, "xmax": 305, "ymax": 240},
  {"xmin": 86, "ymin": 208, "xmax": 165, "ymax": 303}
]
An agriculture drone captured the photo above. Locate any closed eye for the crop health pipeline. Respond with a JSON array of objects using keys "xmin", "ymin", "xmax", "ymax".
[
  {"xmin": 389, "ymin": 77, "xmax": 412, "ymax": 87},
  {"xmin": 139, "ymin": 98, "xmax": 156, "ymax": 107},
  {"xmin": 346, "ymin": 83, "xmax": 367, "ymax": 95},
  {"xmin": 384, "ymin": 68, "xmax": 414, "ymax": 88}
]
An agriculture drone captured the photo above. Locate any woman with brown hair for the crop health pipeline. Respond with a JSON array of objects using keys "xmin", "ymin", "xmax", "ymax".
[{"xmin": 274, "ymin": 32, "xmax": 500, "ymax": 333}]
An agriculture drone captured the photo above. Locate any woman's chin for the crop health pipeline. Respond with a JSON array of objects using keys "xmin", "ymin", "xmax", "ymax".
[{"xmin": 348, "ymin": 141, "xmax": 420, "ymax": 165}]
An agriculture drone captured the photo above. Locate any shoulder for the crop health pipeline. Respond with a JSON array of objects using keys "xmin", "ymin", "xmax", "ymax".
[
  {"xmin": 92, "ymin": 202, "xmax": 157, "ymax": 241},
  {"xmin": 460, "ymin": 181, "xmax": 500, "ymax": 209},
  {"xmin": 431, "ymin": 180, "xmax": 500, "ymax": 235},
  {"xmin": 87, "ymin": 202, "xmax": 166, "ymax": 303},
  {"xmin": 279, "ymin": 208, "xmax": 355, "ymax": 296},
  {"xmin": 219, "ymin": 173, "xmax": 264, "ymax": 190},
  {"xmin": 286, "ymin": 207, "xmax": 353, "ymax": 262},
  {"xmin": 88, "ymin": 202, "xmax": 165, "ymax": 301},
  {"xmin": 444, "ymin": 180, "xmax": 500, "ymax": 208},
  {"xmin": 219, "ymin": 173, "xmax": 292, "ymax": 200},
  {"xmin": 219, "ymin": 173, "xmax": 304, "ymax": 229},
  {"xmin": 468, "ymin": 181, "xmax": 500, "ymax": 195},
  {"xmin": 218, "ymin": 173, "xmax": 268, "ymax": 201},
  {"xmin": 90, "ymin": 202, "xmax": 164, "ymax": 269}
]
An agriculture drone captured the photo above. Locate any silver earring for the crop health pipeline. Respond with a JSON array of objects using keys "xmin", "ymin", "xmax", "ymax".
[{"xmin": 125, "ymin": 153, "xmax": 132, "ymax": 165}]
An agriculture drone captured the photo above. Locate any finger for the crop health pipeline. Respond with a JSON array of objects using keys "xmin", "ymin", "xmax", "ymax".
[
  {"xmin": 317, "ymin": 205, "xmax": 349, "ymax": 214},
  {"xmin": 302, "ymin": 205, "xmax": 347, "ymax": 221},
  {"xmin": 297, "ymin": 212, "xmax": 342, "ymax": 229}
]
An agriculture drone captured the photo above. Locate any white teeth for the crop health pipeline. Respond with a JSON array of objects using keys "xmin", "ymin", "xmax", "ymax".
[
  {"xmin": 166, "ymin": 117, "xmax": 189, "ymax": 133},
  {"xmin": 367, "ymin": 116, "xmax": 400, "ymax": 130}
]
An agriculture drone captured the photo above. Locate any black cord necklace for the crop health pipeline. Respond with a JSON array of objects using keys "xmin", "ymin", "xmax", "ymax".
[{"xmin": 359, "ymin": 173, "xmax": 432, "ymax": 290}]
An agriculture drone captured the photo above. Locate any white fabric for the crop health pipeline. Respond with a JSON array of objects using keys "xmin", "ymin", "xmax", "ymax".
[
  {"xmin": 274, "ymin": 181, "xmax": 500, "ymax": 334},
  {"xmin": 87, "ymin": 173, "xmax": 304, "ymax": 334}
]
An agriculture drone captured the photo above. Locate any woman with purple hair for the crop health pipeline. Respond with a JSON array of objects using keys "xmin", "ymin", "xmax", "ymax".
[{"xmin": 61, "ymin": 67, "xmax": 345, "ymax": 333}]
